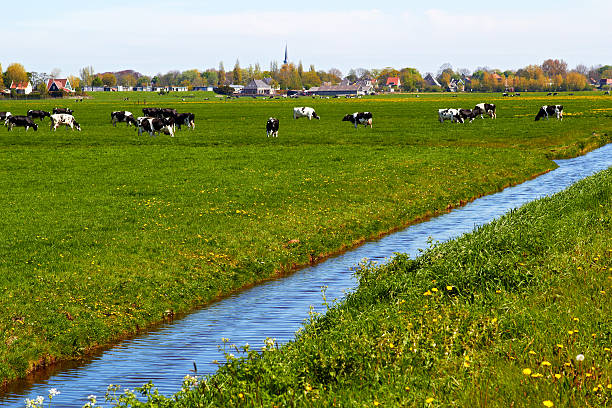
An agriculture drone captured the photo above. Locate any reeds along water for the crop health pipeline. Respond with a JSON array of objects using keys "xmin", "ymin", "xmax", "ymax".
[{"xmin": 2, "ymin": 143, "xmax": 612, "ymax": 407}]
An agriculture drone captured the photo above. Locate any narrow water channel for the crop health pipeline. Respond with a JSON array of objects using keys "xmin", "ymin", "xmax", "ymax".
[{"xmin": 2, "ymin": 144, "xmax": 612, "ymax": 407}]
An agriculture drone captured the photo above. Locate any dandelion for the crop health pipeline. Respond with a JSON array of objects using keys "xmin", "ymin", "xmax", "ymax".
[
  {"xmin": 522, "ymin": 368, "xmax": 532, "ymax": 375},
  {"xmin": 425, "ymin": 397, "xmax": 434, "ymax": 404},
  {"xmin": 576, "ymin": 354, "xmax": 585, "ymax": 362},
  {"xmin": 541, "ymin": 361, "xmax": 551, "ymax": 367},
  {"xmin": 529, "ymin": 350, "xmax": 537, "ymax": 355},
  {"xmin": 554, "ymin": 374, "xmax": 562, "ymax": 379},
  {"xmin": 238, "ymin": 392, "xmax": 244, "ymax": 399},
  {"xmin": 556, "ymin": 344, "xmax": 563, "ymax": 349},
  {"xmin": 305, "ymin": 384, "xmax": 313, "ymax": 392},
  {"xmin": 373, "ymin": 401, "xmax": 380, "ymax": 406},
  {"xmin": 446, "ymin": 285, "xmax": 453, "ymax": 290},
  {"xmin": 423, "ymin": 290, "xmax": 432, "ymax": 296},
  {"xmin": 431, "ymin": 287, "xmax": 438, "ymax": 292},
  {"xmin": 543, "ymin": 401, "xmax": 554, "ymax": 407},
  {"xmin": 405, "ymin": 386, "xmax": 410, "ymax": 391}
]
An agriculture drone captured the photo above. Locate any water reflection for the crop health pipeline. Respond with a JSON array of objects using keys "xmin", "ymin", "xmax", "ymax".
[{"xmin": 2, "ymin": 144, "xmax": 612, "ymax": 407}]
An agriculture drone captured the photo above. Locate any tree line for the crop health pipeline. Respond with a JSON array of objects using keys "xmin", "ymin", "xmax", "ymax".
[{"xmin": 1, "ymin": 59, "xmax": 611, "ymax": 94}]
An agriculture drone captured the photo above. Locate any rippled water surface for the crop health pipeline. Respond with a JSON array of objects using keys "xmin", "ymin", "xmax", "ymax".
[{"xmin": 2, "ymin": 144, "xmax": 612, "ymax": 407}]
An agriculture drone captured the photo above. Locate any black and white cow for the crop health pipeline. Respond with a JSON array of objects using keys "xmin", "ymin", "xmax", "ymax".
[
  {"xmin": 53, "ymin": 107, "xmax": 74, "ymax": 115},
  {"xmin": 174, "ymin": 112, "xmax": 195, "ymax": 130},
  {"xmin": 457, "ymin": 108, "xmax": 476, "ymax": 123},
  {"xmin": 438, "ymin": 108, "xmax": 462, "ymax": 123},
  {"xmin": 6, "ymin": 115, "xmax": 38, "ymax": 131},
  {"xmin": 142, "ymin": 107, "xmax": 162, "ymax": 117},
  {"xmin": 27, "ymin": 110, "xmax": 51, "ymax": 121},
  {"xmin": 0, "ymin": 112, "xmax": 12, "ymax": 122},
  {"xmin": 342, "ymin": 112, "xmax": 373, "ymax": 128},
  {"xmin": 111, "ymin": 111, "xmax": 137, "ymax": 127},
  {"xmin": 50, "ymin": 114, "xmax": 81, "ymax": 131},
  {"xmin": 293, "ymin": 106, "xmax": 320, "ymax": 120},
  {"xmin": 535, "ymin": 105, "xmax": 563, "ymax": 121},
  {"xmin": 266, "ymin": 117, "xmax": 279, "ymax": 137},
  {"xmin": 473, "ymin": 103, "xmax": 496, "ymax": 119},
  {"xmin": 136, "ymin": 117, "xmax": 175, "ymax": 137}
]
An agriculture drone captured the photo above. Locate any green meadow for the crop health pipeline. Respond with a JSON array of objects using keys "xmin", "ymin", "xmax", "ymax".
[{"xmin": 0, "ymin": 91, "xmax": 611, "ymax": 385}]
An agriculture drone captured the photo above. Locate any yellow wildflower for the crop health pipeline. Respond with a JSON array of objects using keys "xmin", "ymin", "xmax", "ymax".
[
  {"xmin": 541, "ymin": 361, "xmax": 551, "ymax": 367},
  {"xmin": 426, "ymin": 397, "xmax": 434, "ymax": 404},
  {"xmin": 554, "ymin": 374, "xmax": 562, "ymax": 379},
  {"xmin": 529, "ymin": 350, "xmax": 537, "ymax": 355},
  {"xmin": 543, "ymin": 401, "xmax": 554, "ymax": 407},
  {"xmin": 523, "ymin": 368, "xmax": 532, "ymax": 375}
]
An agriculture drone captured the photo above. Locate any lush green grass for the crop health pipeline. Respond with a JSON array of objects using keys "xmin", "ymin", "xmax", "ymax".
[
  {"xmin": 0, "ymin": 91, "xmax": 611, "ymax": 384},
  {"xmin": 147, "ymin": 165, "xmax": 612, "ymax": 408}
]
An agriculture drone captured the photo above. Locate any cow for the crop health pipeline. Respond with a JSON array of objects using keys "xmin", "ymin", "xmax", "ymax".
[
  {"xmin": 293, "ymin": 106, "xmax": 320, "ymax": 120},
  {"xmin": 266, "ymin": 117, "xmax": 279, "ymax": 137},
  {"xmin": 174, "ymin": 112, "xmax": 195, "ymax": 130},
  {"xmin": 142, "ymin": 107, "xmax": 162, "ymax": 117},
  {"xmin": 53, "ymin": 107, "xmax": 73, "ymax": 115},
  {"xmin": 27, "ymin": 110, "xmax": 51, "ymax": 121},
  {"xmin": 6, "ymin": 115, "xmax": 38, "ymax": 131},
  {"xmin": 50, "ymin": 114, "xmax": 81, "ymax": 131},
  {"xmin": 457, "ymin": 108, "xmax": 476, "ymax": 123},
  {"xmin": 0, "ymin": 112, "xmax": 12, "ymax": 122},
  {"xmin": 438, "ymin": 108, "xmax": 462, "ymax": 123},
  {"xmin": 111, "ymin": 111, "xmax": 137, "ymax": 127},
  {"xmin": 473, "ymin": 103, "xmax": 496, "ymax": 119},
  {"xmin": 535, "ymin": 105, "xmax": 563, "ymax": 121},
  {"xmin": 136, "ymin": 117, "xmax": 175, "ymax": 137},
  {"xmin": 342, "ymin": 112, "xmax": 373, "ymax": 128}
]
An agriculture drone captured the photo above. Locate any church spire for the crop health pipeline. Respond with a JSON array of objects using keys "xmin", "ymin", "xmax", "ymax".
[{"xmin": 283, "ymin": 44, "xmax": 288, "ymax": 65}]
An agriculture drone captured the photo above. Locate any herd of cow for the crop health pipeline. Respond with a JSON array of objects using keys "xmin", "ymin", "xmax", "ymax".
[
  {"xmin": 0, "ymin": 100, "xmax": 565, "ymax": 137},
  {"xmin": 0, "ymin": 108, "xmax": 81, "ymax": 131},
  {"xmin": 438, "ymin": 102, "xmax": 564, "ymax": 123},
  {"xmin": 111, "ymin": 108, "xmax": 196, "ymax": 137}
]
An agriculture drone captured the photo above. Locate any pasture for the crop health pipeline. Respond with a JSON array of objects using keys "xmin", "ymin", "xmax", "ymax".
[{"xmin": 0, "ymin": 91, "xmax": 611, "ymax": 384}]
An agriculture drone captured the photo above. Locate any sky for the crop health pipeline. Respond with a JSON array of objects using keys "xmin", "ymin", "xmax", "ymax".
[{"xmin": 2, "ymin": 0, "xmax": 610, "ymax": 78}]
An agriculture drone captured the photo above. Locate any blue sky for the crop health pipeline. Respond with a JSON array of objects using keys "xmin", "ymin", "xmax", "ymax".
[{"xmin": 3, "ymin": 1, "xmax": 610, "ymax": 77}]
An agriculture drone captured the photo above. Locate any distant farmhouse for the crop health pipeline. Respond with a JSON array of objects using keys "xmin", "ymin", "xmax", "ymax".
[
  {"xmin": 307, "ymin": 79, "xmax": 374, "ymax": 96},
  {"xmin": 243, "ymin": 79, "xmax": 273, "ymax": 95},
  {"xmin": 423, "ymin": 73, "xmax": 441, "ymax": 87},
  {"xmin": 10, "ymin": 81, "xmax": 33, "ymax": 95},
  {"xmin": 47, "ymin": 78, "xmax": 74, "ymax": 93},
  {"xmin": 386, "ymin": 77, "xmax": 401, "ymax": 92}
]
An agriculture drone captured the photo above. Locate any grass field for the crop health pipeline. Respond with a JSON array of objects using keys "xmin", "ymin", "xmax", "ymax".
[{"xmin": 0, "ymin": 91, "xmax": 611, "ymax": 384}]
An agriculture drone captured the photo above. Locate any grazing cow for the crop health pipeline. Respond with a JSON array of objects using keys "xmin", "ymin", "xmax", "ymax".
[
  {"xmin": 6, "ymin": 115, "xmax": 38, "ymax": 131},
  {"xmin": 342, "ymin": 112, "xmax": 373, "ymax": 128},
  {"xmin": 438, "ymin": 108, "xmax": 462, "ymax": 123},
  {"xmin": 535, "ymin": 105, "xmax": 563, "ymax": 121},
  {"xmin": 142, "ymin": 107, "xmax": 162, "ymax": 117},
  {"xmin": 266, "ymin": 117, "xmax": 279, "ymax": 137},
  {"xmin": 53, "ymin": 107, "xmax": 73, "ymax": 115},
  {"xmin": 111, "ymin": 111, "xmax": 137, "ymax": 127},
  {"xmin": 457, "ymin": 108, "xmax": 476, "ymax": 123},
  {"xmin": 27, "ymin": 110, "xmax": 51, "ymax": 121},
  {"xmin": 50, "ymin": 114, "xmax": 81, "ymax": 131},
  {"xmin": 473, "ymin": 103, "xmax": 496, "ymax": 119},
  {"xmin": 0, "ymin": 112, "xmax": 12, "ymax": 122},
  {"xmin": 293, "ymin": 106, "xmax": 320, "ymax": 120},
  {"xmin": 174, "ymin": 112, "xmax": 195, "ymax": 130},
  {"xmin": 136, "ymin": 117, "xmax": 175, "ymax": 137}
]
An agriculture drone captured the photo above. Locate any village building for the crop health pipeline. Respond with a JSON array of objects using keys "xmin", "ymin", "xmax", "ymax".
[
  {"xmin": 386, "ymin": 77, "xmax": 401, "ymax": 92},
  {"xmin": 242, "ymin": 79, "xmax": 273, "ymax": 95},
  {"xmin": 307, "ymin": 79, "xmax": 373, "ymax": 96},
  {"xmin": 423, "ymin": 73, "xmax": 442, "ymax": 87},
  {"xmin": 46, "ymin": 78, "xmax": 74, "ymax": 93},
  {"xmin": 10, "ymin": 81, "xmax": 33, "ymax": 95}
]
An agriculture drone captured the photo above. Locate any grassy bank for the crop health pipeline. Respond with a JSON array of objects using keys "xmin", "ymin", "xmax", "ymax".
[
  {"xmin": 0, "ymin": 92, "xmax": 611, "ymax": 384},
  {"xmin": 158, "ymin": 166, "xmax": 612, "ymax": 408}
]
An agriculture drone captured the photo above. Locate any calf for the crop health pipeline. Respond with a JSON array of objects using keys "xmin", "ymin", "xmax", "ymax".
[
  {"xmin": 293, "ymin": 106, "xmax": 320, "ymax": 120},
  {"xmin": 342, "ymin": 112, "xmax": 373, "ymax": 128},
  {"xmin": 6, "ymin": 115, "xmax": 38, "ymax": 131},
  {"xmin": 27, "ymin": 110, "xmax": 50, "ymax": 121},
  {"xmin": 111, "ymin": 111, "xmax": 137, "ymax": 127},
  {"xmin": 266, "ymin": 117, "xmax": 279, "ymax": 137},
  {"xmin": 50, "ymin": 114, "xmax": 81, "ymax": 131},
  {"xmin": 535, "ymin": 105, "xmax": 563, "ymax": 121},
  {"xmin": 174, "ymin": 112, "xmax": 195, "ymax": 130},
  {"xmin": 136, "ymin": 117, "xmax": 175, "ymax": 137},
  {"xmin": 438, "ymin": 108, "xmax": 461, "ymax": 123},
  {"xmin": 473, "ymin": 103, "xmax": 496, "ymax": 119},
  {"xmin": 53, "ymin": 107, "xmax": 73, "ymax": 115}
]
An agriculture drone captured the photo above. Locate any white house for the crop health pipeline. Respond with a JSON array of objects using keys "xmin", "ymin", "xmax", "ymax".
[{"xmin": 10, "ymin": 81, "xmax": 33, "ymax": 94}]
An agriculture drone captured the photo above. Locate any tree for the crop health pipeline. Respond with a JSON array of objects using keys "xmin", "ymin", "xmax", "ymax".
[
  {"xmin": 0, "ymin": 63, "xmax": 3, "ymax": 89},
  {"xmin": 301, "ymin": 70, "xmax": 321, "ymax": 89},
  {"xmin": 542, "ymin": 59, "xmax": 567, "ymax": 77},
  {"xmin": 6, "ymin": 63, "xmax": 28, "ymax": 86},
  {"xmin": 297, "ymin": 61, "xmax": 304, "ymax": 78},
  {"xmin": 92, "ymin": 76, "xmax": 103, "ymax": 87},
  {"xmin": 564, "ymin": 72, "xmax": 587, "ymax": 90},
  {"xmin": 100, "ymin": 73, "xmax": 117, "ymax": 86},
  {"xmin": 573, "ymin": 64, "xmax": 588, "ymax": 76},
  {"xmin": 218, "ymin": 62, "xmax": 226, "ymax": 85},
  {"xmin": 68, "ymin": 75, "xmax": 80, "ymax": 90},
  {"xmin": 137, "ymin": 76, "xmax": 151, "ymax": 86},
  {"xmin": 80, "ymin": 66, "xmax": 95, "ymax": 86},
  {"xmin": 36, "ymin": 81, "xmax": 48, "ymax": 95},
  {"xmin": 232, "ymin": 59, "xmax": 242, "ymax": 84},
  {"xmin": 328, "ymin": 68, "xmax": 342, "ymax": 83}
]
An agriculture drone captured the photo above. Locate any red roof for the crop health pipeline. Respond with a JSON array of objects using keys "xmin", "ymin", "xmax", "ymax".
[
  {"xmin": 10, "ymin": 81, "xmax": 31, "ymax": 90},
  {"xmin": 386, "ymin": 77, "xmax": 400, "ymax": 86},
  {"xmin": 47, "ymin": 78, "xmax": 74, "ymax": 92}
]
